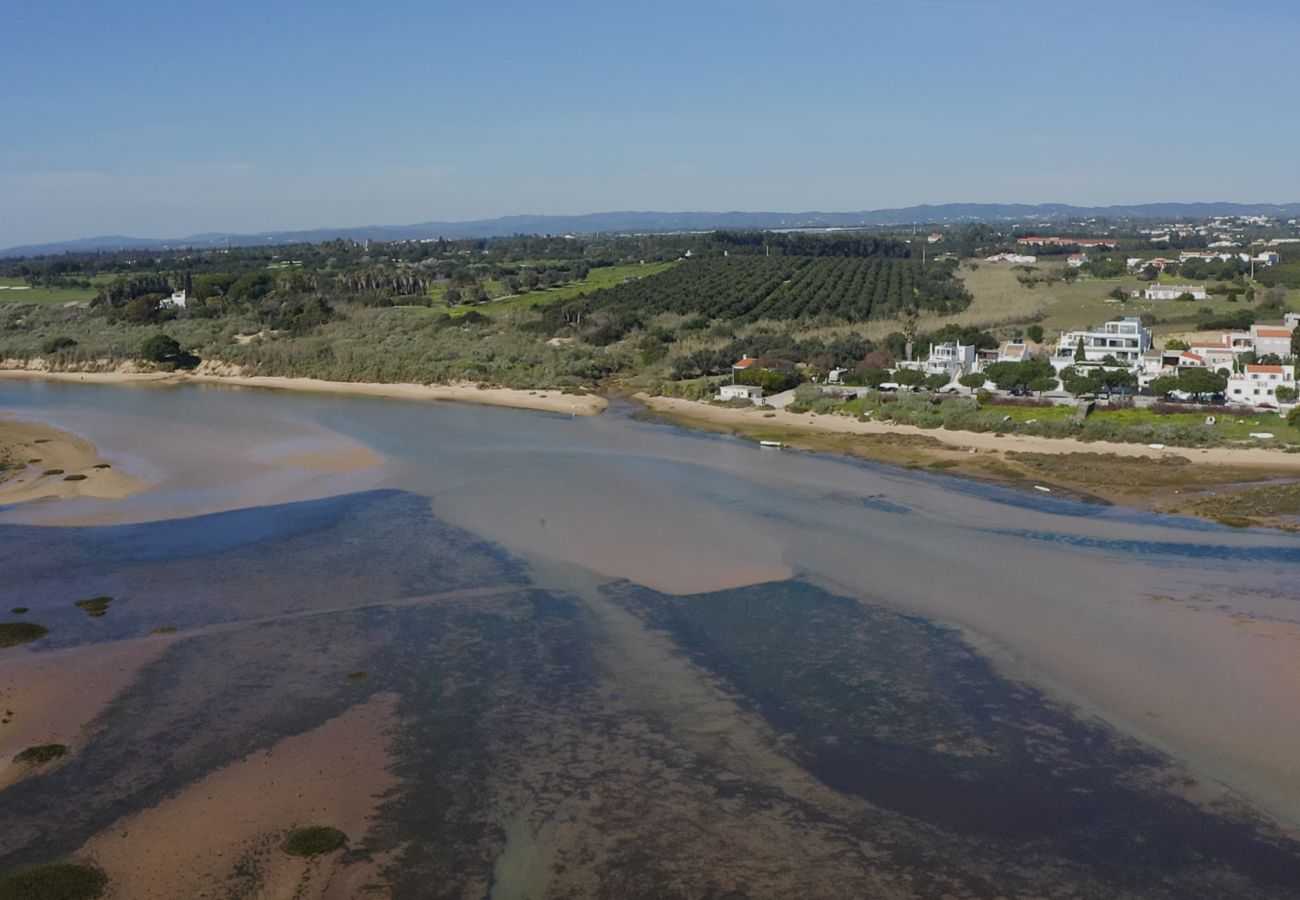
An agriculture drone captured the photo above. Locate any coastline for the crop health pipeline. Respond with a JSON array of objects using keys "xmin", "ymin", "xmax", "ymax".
[
  {"xmin": 639, "ymin": 394, "xmax": 1300, "ymax": 469},
  {"xmin": 637, "ymin": 393, "xmax": 1300, "ymax": 527},
  {"xmin": 0, "ymin": 364, "xmax": 609, "ymax": 416}
]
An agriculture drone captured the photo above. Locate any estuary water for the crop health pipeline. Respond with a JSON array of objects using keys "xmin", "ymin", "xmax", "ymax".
[{"xmin": 2, "ymin": 379, "xmax": 1300, "ymax": 898}]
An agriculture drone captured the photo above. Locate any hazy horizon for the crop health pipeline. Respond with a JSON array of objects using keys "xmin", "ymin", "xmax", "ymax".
[{"xmin": 5, "ymin": 0, "xmax": 1299, "ymax": 247}]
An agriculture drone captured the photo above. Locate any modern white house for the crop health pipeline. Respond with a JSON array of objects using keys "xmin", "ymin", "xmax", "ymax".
[
  {"xmin": 1052, "ymin": 317, "xmax": 1152, "ymax": 369},
  {"xmin": 1250, "ymin": 325, "xmax": 1295, "ymax": 358},
  {"xmin": 997, "ymin": 340, "xmax": 1032, "ymax": 363},
  {"xmin": 160, "ymin": 289, "xmax": 188, "ymax": 309},
  {"xmin": 1067, "ymin": 253, "xmax": 1088, "ymax": 268},
  {"xmin": 1143, "ymin": 284, "xmax": 1207, "ymax": 301},
  {"xmin": 719, "ymin": 384, "xmax": 764, "ymax": 403},
  {"xmin": 1138, "ymin": 348, "xmax": 1176, "ymax": 383},
  {"xmin": 1227, "ymin": 364, "xmax": 1295, "ymax": 406},
  {"xmin": 920, "ymin": 342, "xmax": 976, "ymax": 377},
  {"xmin": 1178, "ymin": 251, "xmax": 1235, "ymax": 264}
]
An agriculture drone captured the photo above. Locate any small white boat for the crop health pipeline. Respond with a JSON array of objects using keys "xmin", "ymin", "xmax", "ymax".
[
  {"xmin": 1249, "ymin": 432, "xmax": 1274, "ymax": 439},
  {"xmin": 1033, "ymin": 485, "xmax": 1051, "ymax": 493},
  {"xmin": 759, "ymin": 440, "xmax": 785, "ymax": 449}
]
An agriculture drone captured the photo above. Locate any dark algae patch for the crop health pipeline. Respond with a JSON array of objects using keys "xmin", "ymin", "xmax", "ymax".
[
  {"xmin": 0, "ymin": 621, "xmax": 47, "ymax": 648},
  {"xmin": 0, "ymin": 862, "xmax": 107, "ymax": 900},
  {"xmin": 9, "ymin": 607, "xmax": 28, "ymax": 615},
  {"xmin": 611, "ymin": 579, "xmax": 1300, "ymax": 897},
  {"xmin": 282, "ymin": 826, "xmax": 346, "ymax": 857},
  {"xmin": 14, "ymin": 744, "xmax": 68, "ymax": 765},
  {"xmin": 73, "ymin": 596, "xmax": 111, "ymax": 618}
]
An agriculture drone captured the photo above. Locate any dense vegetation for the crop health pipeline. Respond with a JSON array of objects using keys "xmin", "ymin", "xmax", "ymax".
[{"xmin": 0, "ymin": 230, "xmax": 976, "ymax": 389}]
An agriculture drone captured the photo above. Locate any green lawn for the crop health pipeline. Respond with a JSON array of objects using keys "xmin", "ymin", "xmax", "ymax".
[
  {"xmin": 1090, "ymin": 406, "xmax": 1300, "ymax": 443},
  {"xmin": 445, "ymin": 261, "xmax": 676, "ymax": 317},
  {"xmin": 0, "ymin": 278, "xmax": 100, "ymax": 305}
]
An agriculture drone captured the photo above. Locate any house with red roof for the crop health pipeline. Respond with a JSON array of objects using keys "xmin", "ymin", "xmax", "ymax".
[{"xmin": 1250, "ymin": 324, "xmax": 1296, "ymax": 357}]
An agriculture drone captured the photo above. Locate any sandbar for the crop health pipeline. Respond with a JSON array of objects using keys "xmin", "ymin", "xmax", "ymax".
[{"xmin": 0, "ymin": 414, "xmax": 145, "ymax": 507}]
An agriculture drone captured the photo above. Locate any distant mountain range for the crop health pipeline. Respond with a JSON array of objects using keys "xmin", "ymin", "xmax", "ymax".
[{"xmin": 6, "ymin": 202, "xmax": 1300, "ymax": 258}]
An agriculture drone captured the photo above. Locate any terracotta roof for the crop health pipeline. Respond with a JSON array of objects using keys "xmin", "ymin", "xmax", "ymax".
[
  {"xmin": 1256, "ymin": 328, "xmax": 1292, "ymax": 338},
  {"xmin": 732, "ymin": 358, "xmax": 757, "ymax": 369},
  {"xmin": 1246, "ymin": 364, "xmax": 1285, "ymax": 374},
  {"xmin": 1181, "ymin": 352, "xmax": 1205, "ymax": 363}
]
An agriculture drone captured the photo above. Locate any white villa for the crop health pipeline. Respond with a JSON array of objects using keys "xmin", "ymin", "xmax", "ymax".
[
  {"xmin": 920, "ymin": 342, "xmax": 976, "ymax": 377},
  {"xmin": 1227, "ymin": 364, "xmax": 1295, "ymax": 407},
  {"xmin": 160, "ymin": 289, "xmax": 188, "ymax": 309},
  {"xmin": 1052, "ymin": 317, "xmax": 1152, "ymax": 369},
  {"xmin": 1143, "ymin": 284, "xmax": 1208, "ymax": 301},
  {"xmin": 719, "ymin": 384, "xmax": 764, "ymax": 404}
]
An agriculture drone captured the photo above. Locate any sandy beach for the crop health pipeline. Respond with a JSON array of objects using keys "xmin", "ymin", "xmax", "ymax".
[
  {"xmin": 0, "ymin": 362, "xmax": 608, "ymax": 416},
  {"xmin": 0, "ymin": 414, "xmax": 144, "ymax": 507}
]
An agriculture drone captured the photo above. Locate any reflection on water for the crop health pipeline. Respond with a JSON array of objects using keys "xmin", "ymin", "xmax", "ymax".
[{"xmin": 3, "ymin": 380, "xmax": 1300, "ymax": 897}]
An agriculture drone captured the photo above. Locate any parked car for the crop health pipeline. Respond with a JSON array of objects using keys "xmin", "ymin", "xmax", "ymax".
[{"xmin": 1009, "ymin": 384, "xmax": 1032, "ymax": 397}]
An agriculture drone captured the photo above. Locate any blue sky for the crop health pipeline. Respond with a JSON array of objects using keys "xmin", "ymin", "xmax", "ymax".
[{"xmin": 3, "ymin": 0, "xmax": 1298, "ymax": 246}]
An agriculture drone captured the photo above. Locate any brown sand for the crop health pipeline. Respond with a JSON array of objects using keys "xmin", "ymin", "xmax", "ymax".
[
  {"xmin": 0, "ymin": 363, "xmax": 608, "ymax": 415},
  {"xmin": 435, "ymin": 461, "xmax": 793, "ymax": 595},
  {"xmin": 0, "ymin": 415, "xmax": 144, "ymax": 506},
  {"xmin": 81, "ymin": 692, "xmax": 400, "ymax": 900},
  {"xmin": 0, "ymin": 637, "xmax": 173, "ymax": 789},
  {"xmin": 275, "ymin": 446, "xmax": 384, "ymax": 471}
]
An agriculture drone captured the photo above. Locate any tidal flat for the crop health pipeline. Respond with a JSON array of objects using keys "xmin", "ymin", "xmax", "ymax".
[{"xmin": 2, "ymin": 379, "xmax": 1300, "ymax": 898}]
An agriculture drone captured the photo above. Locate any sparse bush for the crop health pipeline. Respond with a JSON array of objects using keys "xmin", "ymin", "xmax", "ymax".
[
  {"xmin": 0, "ymin": 621, "xmax": 48, "ymax": 648},
  {"xmin": 283, "ymin": 826, "xmax": 347, "ymax": 857},
  {"xmin": 14, "ymin": 744, "xmax": 67, "ymax": 765},
  {"xmin": 0, "ymin": 862, "xmax": 107, "ymax": 900}
]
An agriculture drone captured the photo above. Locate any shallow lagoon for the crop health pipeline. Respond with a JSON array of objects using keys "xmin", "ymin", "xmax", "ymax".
[{"xmin": 3, "ymin": 380, "xmax": 1300, "ymax": 898}]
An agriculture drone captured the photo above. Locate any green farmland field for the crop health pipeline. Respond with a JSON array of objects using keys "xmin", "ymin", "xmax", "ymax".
[{"xmin": 446, "ymin": 262, "xmax": 676, "ymax": 317}]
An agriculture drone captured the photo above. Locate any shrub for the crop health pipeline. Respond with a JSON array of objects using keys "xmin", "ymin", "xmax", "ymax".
[
  {"xmin": 283, "ymin": 826, "xmax": 347, "ymax": 857},
  {"xmin": 14, "ymin": 744, "xmax": 68, "ymax": 765},
  {"xmin": 0, "ymin": 622, "xmax": 48, "ymax": 648},
  {"xmin": 140, "ymin": 333, "xmax": 181, "ymax": 363},
  {"xmin": 0, "ymin": 862, "xmax": 107, "ymax": 900},
  {"xmin": 40, "ymin": 336, "xmax": 78, "ymax": 354},
  {"xmin": 75, "ymin": 596, "xmax": 112, "ymax": 618}
]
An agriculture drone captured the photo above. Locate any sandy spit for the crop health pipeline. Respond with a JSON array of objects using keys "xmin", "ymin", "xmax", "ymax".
[
  {"xmin": 0, "ymin": 414, "xmax": 145, "ymax": 506},
  {"xmin": 641, "ymin": 394, "xmax": 1300, "ymax": 470},
  {"xmin": 0, "ymin": 363, "xmax": 608, "ymax": 416}
]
